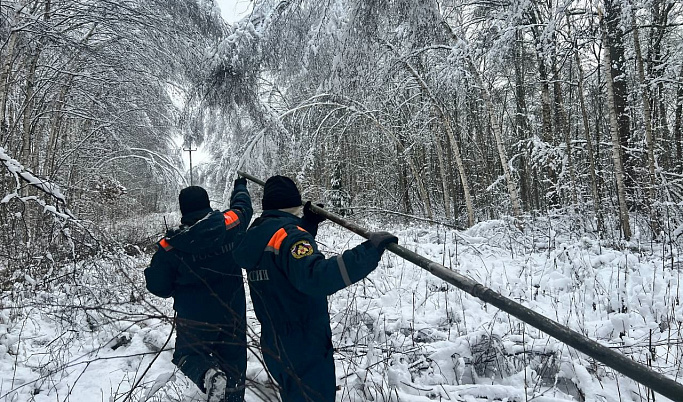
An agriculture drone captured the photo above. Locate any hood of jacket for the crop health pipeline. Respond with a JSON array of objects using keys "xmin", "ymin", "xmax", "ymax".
[{"xmin": 165, "ymin": 209, "xmax": 230, "ymax": 254}]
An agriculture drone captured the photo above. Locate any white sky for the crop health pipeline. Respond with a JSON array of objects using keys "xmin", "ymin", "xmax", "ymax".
[{"xmin": 214, "ymin": 0, "xmax": 252, "ymax": 23}]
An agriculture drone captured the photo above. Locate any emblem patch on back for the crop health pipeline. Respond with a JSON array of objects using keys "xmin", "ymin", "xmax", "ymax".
[{"xmin": 291, "ymin": 240, "xmax": 314, "ymax": 259}]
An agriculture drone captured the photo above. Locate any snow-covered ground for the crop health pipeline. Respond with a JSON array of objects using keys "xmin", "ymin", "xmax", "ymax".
[{"xmin": 1, "ymin": 215, "xmax": 682, "ymax": 402}]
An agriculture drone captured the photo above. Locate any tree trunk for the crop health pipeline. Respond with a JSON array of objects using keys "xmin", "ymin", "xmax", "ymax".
[
  {"xmin": 0, "ymin": 29, "xmax": 18, "ymax": 139},
  {"xmin": 397, "ymin": 142, "xmax": 413, "ymax": 215},
  {"xmin": 604, "ymin": 0, "xmax": 634, "ymax": 191},
  {"xmin": 552, "ymin": 61, "xmax": 578, "ymax": 205},
  {"xmin": 538, "ymin": 58, "xmax": 554, "ymax": 145},
  {"xmin": 430, "ymin": 120, "xmax": 452, "ymax": 221},
  {"xmin": 536, "ymin": 50, "xmax": 559, "ymax": 208},
  {"xmin": 444, "ymin": 114, "xmax": 475, "ymax": 227},
  {"xmin": 601, "ymin": 10, "xmax": 632, "ymax": 240},
  {"xmin": 675, "ymin": 64, "xmax": 683, "ymax": 163},
  {"xmin": 647, "ymin": 1, "xmax": 674, "ymax": 164},
  {"xmin": 630, "ymin": 3, "xmax": 659, "ymax": 234},
  {"xmin": 573, "ymin": 39, "xmax": 604, "ymax": 233},
  {"xmin": 20, "ymin": 50, "xmax": 40, "ymax": 172},
  {"xmin": 527, "ymin": 5, "xmax": 559, "ymax": 209},
  {"xmin": 514, "ymin": 28, "xmax": 531, "ymax": 211},
  {"xmin": 485, "ymin": 95, "xmax": 523, "ymax": 220},
  {"xmin": 391, "ymin": 131, "xmax": 432, "ymax": 219}
]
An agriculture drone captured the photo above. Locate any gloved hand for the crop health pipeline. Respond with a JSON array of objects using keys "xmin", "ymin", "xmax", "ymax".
[
  {"xmin": 303, "ymin": 201, "xmax": 326, "ymax": 224},
  {"xmin": 368, "ymin": 231, "xmax": 398, "ymax": 251},
  {"xmin": 234, "ymin": 176, "xmax": 247, "ymax": 187}
]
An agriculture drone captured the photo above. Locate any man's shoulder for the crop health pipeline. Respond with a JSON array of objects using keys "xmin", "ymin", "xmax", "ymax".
[
  {"xmin": 245, "ymin": 217, "xmax": 313, "ymax": 249},
  {"xmin": 281, "ymin": 223, "xmax": 312, "ymax": 238},
  {"xmin": 279, "ymin": 223, "xmax": 316, "ymax": 257}
]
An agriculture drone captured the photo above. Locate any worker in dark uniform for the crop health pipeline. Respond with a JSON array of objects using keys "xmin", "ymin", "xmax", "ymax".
[
  {"xmin": 233, "ymin": 175, "xmax": 397, "ymax": 402},
  {"xmin": 145, "ymin": 178, "xmax": 252, "ymax": 402}
]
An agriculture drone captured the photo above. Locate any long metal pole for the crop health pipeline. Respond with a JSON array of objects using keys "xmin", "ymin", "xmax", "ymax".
[{"xmin": 238, "ymin": 170, "xmax": 683, "ymax": 400}]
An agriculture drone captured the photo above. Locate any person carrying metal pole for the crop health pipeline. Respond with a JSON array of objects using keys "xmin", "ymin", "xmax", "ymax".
[
  {"xmin": 233, "ymin": 175, "xmax": 397, "ymax": 402},
  {"xmin": 144, "ymin": 178, "xmax": 252, "ymax": 402},
  {"xmin": 236, "ymin": 170, "xmax": 683, "ymax": 402}
]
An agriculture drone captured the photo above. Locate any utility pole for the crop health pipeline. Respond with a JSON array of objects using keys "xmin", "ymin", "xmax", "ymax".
[{"xmin": 184, "ymin": 143, "xmax": 197, "ymax": 185}]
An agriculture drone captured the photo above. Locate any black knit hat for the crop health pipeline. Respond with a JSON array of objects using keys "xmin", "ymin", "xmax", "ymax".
[
  {"xmin": 178, "ymin": 186, "xmax": 210, "ymax": 216},
  {"xmin": 262, "ymin": 176, "xmax": 302, "ymax": 210}
]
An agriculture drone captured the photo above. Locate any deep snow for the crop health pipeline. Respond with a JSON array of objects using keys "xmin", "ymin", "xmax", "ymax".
[{"xmin": 1, "ymin": 214, "xmax": 682, "ymax": 402}]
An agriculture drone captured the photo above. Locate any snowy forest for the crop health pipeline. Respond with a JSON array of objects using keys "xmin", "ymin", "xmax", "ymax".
[{"xmin": 1, "ymin": 0, "xmax": 683, "ymax": 401}]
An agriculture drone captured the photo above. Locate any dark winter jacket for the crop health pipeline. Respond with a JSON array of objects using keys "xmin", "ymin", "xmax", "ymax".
[
  {"xmin": 233, "ymin": 210, "xmax": 382, "ymax": 341},
  {"xmin": 144, "ymin": 183, "xmax": 252, "ymax": 324}
]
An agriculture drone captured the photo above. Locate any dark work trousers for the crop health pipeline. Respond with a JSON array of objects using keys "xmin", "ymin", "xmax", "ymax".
[
  {"xmin": 261, "ymin": 323, "xmax": 336, "ymax": 402},
  {"xmin": 172, "ymin": 318, "xmax": 246, "ymax": 401}
]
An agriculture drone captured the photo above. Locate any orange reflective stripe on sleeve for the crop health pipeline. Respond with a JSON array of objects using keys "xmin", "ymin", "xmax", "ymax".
[
  {"xmin": 159, "ymin": 238, "xmax": 173, "ymax": 251},
  {"xmin": 223, "ymin": 210, "xmax": 240, "ymax": 229},
  {"xmin": 265, "ymin": 228, "xmax": 288, "ymax": 255},
  {"xmin": 296, "ymin": 226, "xmax": 307, "ymax": 232}
]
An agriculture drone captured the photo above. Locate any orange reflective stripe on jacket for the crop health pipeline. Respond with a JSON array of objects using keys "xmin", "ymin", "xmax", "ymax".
[
  {"xmin": 159, "ymin": 238, "xmax": 173, "ymax": 251},
  {"xmin": 223, "ymin": 210, "xmax": 240, "ymax": 229},
  {"xmin": 265, "ymin": 228, "xmax": 288, "ymax": 255}
]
